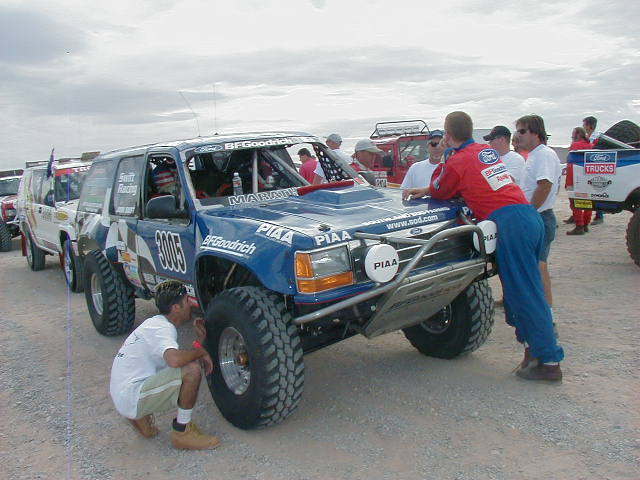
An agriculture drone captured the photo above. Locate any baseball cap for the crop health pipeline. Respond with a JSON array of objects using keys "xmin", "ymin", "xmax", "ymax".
[
  {"xmin": 483, "ymin": 126, "xmax": 511, "ymax": 141},
  {"xmin": 354, "ymin": 138, "xmax": 384, "ymax": 154},
  {"xmin": 428, "ymin": 129, "xmax": 444, "ymax": 139},
  {"xmin": 326, "ymin": 133, "xmax": 342, "ymax": 144}
]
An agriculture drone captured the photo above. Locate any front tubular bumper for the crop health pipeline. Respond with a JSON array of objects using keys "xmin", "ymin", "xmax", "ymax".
[{"xmin": 293, "ymin": 224, "xmax": 488, "ymax": 338}]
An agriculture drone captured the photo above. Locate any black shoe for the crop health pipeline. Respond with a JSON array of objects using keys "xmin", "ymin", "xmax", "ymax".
[
  {"xmin": 566, "ymin": 226, "xmax": 585, "ymax": 235},
  {"xmin": 591, "ymin": 217, "xmax": 603, "ymax": 226},
  {"xmin": 516, "ymin": 363, "xmax": 562, "ymax": 382},
  {"xmin": 562, "ymin": 216, "xmax": 575, "ymax": 224}
]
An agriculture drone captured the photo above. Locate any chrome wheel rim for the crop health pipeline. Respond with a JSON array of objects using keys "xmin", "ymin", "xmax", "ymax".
[
  {"xmin": 90, "ymin": 273, "xmax": 103, "ymax": 316},
  {"xmin": 420, "ymin": 305, "xmax": 453, "ymax": 334},
  {"xmin": 26, "ymin": 235, "xmax": 33, "ymax": 266},
  {"xmin": 219, "ymin": 327, "xmax": 250, "ymax": 395},
  {"xmin": 63, "ymin": 246, "xmax": 73, "ymax": 285}
]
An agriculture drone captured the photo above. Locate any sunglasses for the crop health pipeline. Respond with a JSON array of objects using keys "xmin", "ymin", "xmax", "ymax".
[
  {"xmin": 516, "ymin": 128, "xmax": 529, "ymax": 135},
  {"xmin": 429, "ymin": 141, "xmax": 440, "ymax": 147}
]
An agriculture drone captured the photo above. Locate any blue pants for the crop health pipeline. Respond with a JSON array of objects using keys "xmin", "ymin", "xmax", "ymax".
[{"xmin": 489, "ymin": 204, "xmax": 564, "ymax": 363}]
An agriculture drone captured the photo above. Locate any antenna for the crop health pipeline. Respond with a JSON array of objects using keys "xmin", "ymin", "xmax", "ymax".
[
  {"xmin": 212, "ymin": 83, "xmax": 218, "ymax": 134},
  {"xmin": 179, "ymin": 91, "xmax": 201, "ymax": 137}
]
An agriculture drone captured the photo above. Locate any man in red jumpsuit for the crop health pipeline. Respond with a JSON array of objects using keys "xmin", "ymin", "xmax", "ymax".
[{"xmin": 405, "ymin": 111, "xmax": 564, "ymax": 381}]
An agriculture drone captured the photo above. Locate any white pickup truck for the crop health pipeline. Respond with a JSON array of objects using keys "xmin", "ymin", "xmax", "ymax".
[{"xmin": 566, "ymin": 121, "xmax": 640, "ymax": 267}]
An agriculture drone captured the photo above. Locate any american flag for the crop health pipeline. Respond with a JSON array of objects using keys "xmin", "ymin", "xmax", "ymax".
[{"xmin": 46, "ymin": 148, "xmax": 55, "ymax": 177}]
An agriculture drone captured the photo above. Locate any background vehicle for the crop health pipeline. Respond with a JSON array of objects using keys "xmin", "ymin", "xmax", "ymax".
[
  {"xmin": 368, "ymin": 120, "xmax": 432, "ymax": 187},
  {"xmin": 76, "ymin": 132, "xmax": 495, "ymax": 429},
  {"xmin": 16, "ymin": 153, "xmax": 98, "ymax": 291},
  {"xmin": 0, "ymin": 169, "xmax": 23, "ymax": 252},
  {"xmin": 567, "ymin": 120, "xmax": 640, "ymax": 266}
]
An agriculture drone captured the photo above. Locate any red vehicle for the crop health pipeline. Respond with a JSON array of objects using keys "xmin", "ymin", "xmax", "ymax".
[
  {"xmin": 0, "ymin": 169, "xmax": 23, "ymax": 252},
  {"xmin": 368, "ymin": 120, "xmax": 431, "ymax": 188}
]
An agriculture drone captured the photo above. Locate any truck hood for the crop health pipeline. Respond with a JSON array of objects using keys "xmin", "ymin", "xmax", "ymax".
[{"xmin": 199, "ymin": 185, "xmax": 462, "ymax": 242}]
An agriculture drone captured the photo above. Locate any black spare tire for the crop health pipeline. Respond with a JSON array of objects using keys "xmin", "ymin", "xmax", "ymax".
[{"xmin": 595, "ymin": 120, "xmax": 640, "ymax": 149}]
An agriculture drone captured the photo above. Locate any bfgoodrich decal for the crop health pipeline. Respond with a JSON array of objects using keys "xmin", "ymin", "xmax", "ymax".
[{"xmin": 201, "ymin": 235, "xmax": 257, "ymax": 256}]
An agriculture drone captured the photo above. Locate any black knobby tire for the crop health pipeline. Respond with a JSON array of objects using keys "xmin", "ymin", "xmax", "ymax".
[
  {"xmin": 204, "ymin": 286, "xmax": 304, "ymax": 429},
  {"xmin": 402, "ymin": 279, "xmax": 494, "ymax": 359},
  {"xmin": 83, "ymin": 250, "xmax": 135, "ymax": 336},
  {"xmin": 63, "ymin": 239, "xmax": 84, "ymax": 293},
  {"xmin": 595, "ymin": 120, "xmax": 640, "ymax": 149},
  {"xmin": 0, "ymin": 222, "xmax": 11, "ymax": 252},
  {"xmin": 626, "ymin": 209, "xmax": 640, "ymax": 267},
  {"xmin": 26, "ymin": 232, "xmax": 46, "ymax": 271}
]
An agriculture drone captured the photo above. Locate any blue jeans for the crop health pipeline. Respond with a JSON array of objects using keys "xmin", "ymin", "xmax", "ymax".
[
  {"xmin": 489, "ymin": 204, "xmax": 564, "ymax": 363},
  {"xmin": 538, "ymin": 209, "xmax": 556, "ymax": 262}
]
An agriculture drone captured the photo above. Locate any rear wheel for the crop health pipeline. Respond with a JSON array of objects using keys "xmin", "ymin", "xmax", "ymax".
[
  {"xmin": 62, "ymin": 239, "xmax": 83, "ymax": 292},
  {"xmin": 626, "ymin": 208, "xmax": 640, "ymax": 267},
  {"xmin": 0, "ymin": 222, "xmax": 11, "ymax": 252},
  {"xmin": 83, "ymin": 250, "xmax": 135, "ymax": 335},
  {"xmin": 402, "ymin": 279, "xmax": 494, "ymax": 359},
  {"xmin": 204, "ymin": 286, "xmax": 304, "ymax": 429},
  {"xmin": 25, "ymin": 232, "xmax": 46, "ymax": 271}
]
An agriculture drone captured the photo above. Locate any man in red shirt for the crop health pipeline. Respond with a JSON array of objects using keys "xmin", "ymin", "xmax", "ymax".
[
  {"xmin": 297, "ymin": 148, "xmax": 318, "ymax": 183},
  {"xmin": 405, "ymin": 111, "xmax": 564, "ymax": 381}
]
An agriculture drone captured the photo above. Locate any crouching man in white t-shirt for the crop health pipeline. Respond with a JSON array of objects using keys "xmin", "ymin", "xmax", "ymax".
[{"xmin": 110, "ymin": 280, "xmax": 219, "ymax": 450}]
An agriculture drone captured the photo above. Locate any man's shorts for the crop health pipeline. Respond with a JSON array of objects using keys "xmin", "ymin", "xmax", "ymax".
[
  {"xmin": 135, "ymin": 367, "xmax": 182, "ymax": 419},
  {"xmin": 538, "ymin": 209, "xmax": 557, "ymax": 262}
]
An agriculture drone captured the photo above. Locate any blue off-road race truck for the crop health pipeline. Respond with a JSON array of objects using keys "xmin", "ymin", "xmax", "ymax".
[{"xmin": 76, "ymin": 132, "xmax": 496, "ymax": 429}]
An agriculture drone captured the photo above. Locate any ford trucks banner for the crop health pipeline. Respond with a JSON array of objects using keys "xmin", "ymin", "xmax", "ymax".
[{"xmin": 585, "ymin": 151, "xmax": 616, "ymax": 175}]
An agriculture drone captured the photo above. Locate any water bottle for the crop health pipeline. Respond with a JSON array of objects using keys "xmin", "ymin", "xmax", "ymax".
[{"xmin": 232, "ymin": 172, "xmax": 243, "ymax": 196}]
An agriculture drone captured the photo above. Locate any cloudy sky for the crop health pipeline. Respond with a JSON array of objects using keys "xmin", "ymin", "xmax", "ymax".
[{"xmin": 1, "ymin": 0, "xmax": 638, "ymax": 168}]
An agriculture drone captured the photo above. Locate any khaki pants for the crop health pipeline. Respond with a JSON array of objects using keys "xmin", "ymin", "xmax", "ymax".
[{"xmin": 135, "ymin": 367, "xmax": 182, "ymax": 419}]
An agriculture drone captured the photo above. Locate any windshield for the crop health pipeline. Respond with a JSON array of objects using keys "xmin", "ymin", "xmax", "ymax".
[
  {"xmin": 398, "ymin": 138, "xmax": 428, "ymax": 164},
  {"xmin": 187, "ymin": 142, "xmax": 357, "ymax": 206},
  {"xmin": 55, "ymin": 167, "xmax": 90, "ymax": 202},
  {"xmin": 0, "ymin": 178, "xmax": 20, "ymax": 196}
]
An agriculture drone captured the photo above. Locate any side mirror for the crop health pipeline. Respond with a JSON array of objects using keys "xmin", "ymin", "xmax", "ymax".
[
  {"xmin": 146, "ymin": 195, "xmax": 189, "ymax": 219},
  {"xmin": 382, "ymin": 153, "xmax": 394, "ymax": 168}
]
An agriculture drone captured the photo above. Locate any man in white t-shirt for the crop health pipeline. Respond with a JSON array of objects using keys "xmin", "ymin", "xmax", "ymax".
[
  {"xmin": 313, "ymin": 133, "xmax": 354, "ymax": 184},
  {"xmin": 514, "ymin": 114, "xmax": 562, "ymax": 309},
  {"xmin": 483, "ymin": 126, "xmax": 526, "ymax": 186},
  {"xmin": 401, "ymin": 129, "xmax": 444, "ymax": 194},
  {"xmin": 110, "ymin": 280, "xmax": 219, "ymax": 450}
]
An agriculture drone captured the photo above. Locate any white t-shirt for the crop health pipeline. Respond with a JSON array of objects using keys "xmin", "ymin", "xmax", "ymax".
[
  {"xmin": 110, "ymin": 315, "xmax": 179, "ymax": 418},
  {"xmin": 314, "ymin": 148, "xmax": 353, "ymax": 179},
  {"xmin": 500, "ymin": 151, "xmax": 526, "ymax": 186},
  {"xmin": 401, "ymin": 160, "xmax": 440, "ymax": 189},
  {"xmin": 520, "ymin": 144, "xmax": 562, "ymax": 212}
]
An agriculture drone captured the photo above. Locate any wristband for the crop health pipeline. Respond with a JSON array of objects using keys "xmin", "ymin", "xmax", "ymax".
[{"xmin": 192, "ymin": 340, "xmax": 203, "ymax": 349}]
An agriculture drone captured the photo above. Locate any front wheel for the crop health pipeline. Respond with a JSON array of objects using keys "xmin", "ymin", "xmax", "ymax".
[
  {"xmin": 402, "ymin": 279, "xmax": 494, "ymax": 359},
  {"xmin": 25, "ymin": 232, "xmax": 46, "ymax": 271},
  {"xmin": 0, "ymin": 222, "xmax": 12, "ymax": 252},
  {"xmin": 62, "ymin": 239, "xmax": 83, "ymax": 292},
  {"xmin": 204, "ymin": 286, "xmax": 304, "ymax": 429},
  {"xmin": 83, "ymin": 250, "xmax": 135, "ymax": 335},
  {"xmin": 626, "ymin": 208, "xmax": 640, "ymax": 267}
]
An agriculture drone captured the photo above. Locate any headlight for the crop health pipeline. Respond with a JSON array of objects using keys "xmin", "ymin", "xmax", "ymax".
[{"xmin": 295, "ymin": 246, "xmax": 354, "ymax": 293}]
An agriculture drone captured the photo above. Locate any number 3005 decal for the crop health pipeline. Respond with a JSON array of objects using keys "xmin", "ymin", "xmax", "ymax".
[{"xmin": 155, "ymin": 230, "xmax": 187, "ymax": 274}]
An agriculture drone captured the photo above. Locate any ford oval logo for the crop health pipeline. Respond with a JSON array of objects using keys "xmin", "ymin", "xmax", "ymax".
[
  {"xmin": 410, "ymin": 227, "xmax": 423, "ymax": 236},
  {"xmin": 592, "ymin": 153, "xmax": 610, "ymax": 162}
]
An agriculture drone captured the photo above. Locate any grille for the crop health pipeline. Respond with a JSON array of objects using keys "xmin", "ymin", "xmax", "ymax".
[{"xmin": 351, "ymin": 228, "xmax": 475, "ymax": 283}]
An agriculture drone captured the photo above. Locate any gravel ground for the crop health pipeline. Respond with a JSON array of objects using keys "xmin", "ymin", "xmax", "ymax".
[{"xmin": 0, "ymin": 190, "xmax": 638, "ymax": 480}]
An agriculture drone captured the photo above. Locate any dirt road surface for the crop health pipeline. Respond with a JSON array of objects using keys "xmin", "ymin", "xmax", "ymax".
[{"xmin": 1, "ymin": 193, "xmax": 639, "ymax": 480}]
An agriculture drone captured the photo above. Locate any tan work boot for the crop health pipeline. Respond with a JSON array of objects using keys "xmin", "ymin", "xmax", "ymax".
[
  {"xmin": 171, "ymin": 422, "xmax": 220, "ymax": 450},
  {"xmin": 516, "ymin": 363, "xmax": 562, "ymax": 382},
  {"xmin": 128, "ymin": 414, "xmax": 159, "ymax": 438}
]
